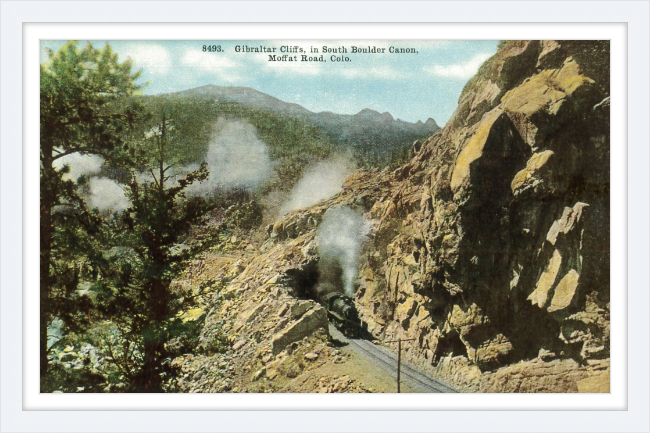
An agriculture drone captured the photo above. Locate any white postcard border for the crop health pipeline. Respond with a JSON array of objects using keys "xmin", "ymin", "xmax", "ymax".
[{"xmin": 0, "ymin": 2, "xmax": 647, "ymax": 432}]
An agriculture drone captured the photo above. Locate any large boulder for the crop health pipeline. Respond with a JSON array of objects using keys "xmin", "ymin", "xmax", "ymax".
[{"xmin": 271, "ymin": 306, "xmax": 329, "ymax": 355}]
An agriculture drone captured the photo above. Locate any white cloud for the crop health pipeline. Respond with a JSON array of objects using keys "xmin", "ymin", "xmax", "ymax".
[
  {"xmin": 338, "ymin": 66, "xmax": 404, "ymax": 80},
  {"xmin": 120, "ymin": 43, "xmax": 172, "ymax": 74},
  {"xmin": 181, "ymin": 48, "xmax": 243, "ymax": 82},
  {"xmin": 266, "ymin": 63, "xmax": 324, "ymax": 76},
  {"xmin": 182, "ymin": 48, "xmax": 240, "ymax": 69},
  {"xmin": 425, "ymin": 52, "xmax": 492, "ymax": 79}
]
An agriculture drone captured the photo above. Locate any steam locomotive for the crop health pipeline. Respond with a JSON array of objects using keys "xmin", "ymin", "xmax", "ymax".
[{"xmin": 320, "ymin": 292, "xmax": 363, "ymax": 337}]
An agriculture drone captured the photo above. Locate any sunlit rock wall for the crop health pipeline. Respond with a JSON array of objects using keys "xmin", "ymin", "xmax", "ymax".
[{"xmin": 356, "ymin": 40, "xmax": 610, "ymax": 391}]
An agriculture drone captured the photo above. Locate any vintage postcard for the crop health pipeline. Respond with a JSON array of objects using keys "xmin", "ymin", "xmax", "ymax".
[{"xmin": 39, "ymin": 39, "xmax": 610, "ymax": 394}]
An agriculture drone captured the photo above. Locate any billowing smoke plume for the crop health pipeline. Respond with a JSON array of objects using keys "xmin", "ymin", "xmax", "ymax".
[
  {"xmin": 188, "ymin": 119, "xmax": 273, "ymax": 196},
  {"xmin": 86, "ymin": 177, "xmax": 131, "ymax": 214},
  {"xmin": 280, "ymin": 157, "xmax": 354, "ymax": 214},
  {"xmin": 316, "ymin": 206, "xmax": 367, "ymax": 296},
  {"xmin": 53, "ymin": 152, "xmax": 104, "ymax": 182}
]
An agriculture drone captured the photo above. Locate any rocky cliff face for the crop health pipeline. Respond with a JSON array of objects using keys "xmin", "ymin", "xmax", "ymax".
[
  {"xmin": 180, "ymin": 40, "xmax": 610, "ymax": 393},
  {"xmin": 354, "ymin": 40, "xmax": 610, "ymax": 391}
]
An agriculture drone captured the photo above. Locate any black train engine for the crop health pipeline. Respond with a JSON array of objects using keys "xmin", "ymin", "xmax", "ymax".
[{"xmin": 321, "ymin": 292, "xmax": 362, "ymax": 337}]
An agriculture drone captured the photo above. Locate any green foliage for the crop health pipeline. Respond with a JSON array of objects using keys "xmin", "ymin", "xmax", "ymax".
[
  {"xmin": 40, "ymin": 41, "xmax": 144, "ymax": 379},
  {"xmin": 94, "ymin": 114, "xmax": 210, "ymax": 392},
  {"xmin": 164, "ymin": 317, "xmax": 209, "ymax": 357},
  {"xmin": 40, "ymin": 41, "xmax": 144, "ymax": 163},
  {"xmin": 41, "ymin": 363, "xmax": 108, "ymax": 394}
]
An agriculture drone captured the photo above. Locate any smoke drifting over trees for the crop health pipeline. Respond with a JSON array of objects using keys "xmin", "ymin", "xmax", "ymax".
[
  {"xmin": 280, "ymin": 157, "xmax": 354, "ymax": 214},
  {"xmin": 188, "ymin": 119, "xmax": 274, "ymax": 196},
  {"xmin": 53, "ymin": 152, "xmax": 131, "ymax": 214},
  {"xmin": 53, "ymin": 152, "xmax": 104, "ymax": 182},
  {"xmin": 86, "ymin": 178, "xmax": 131, "ymax": 213},
  {"xmin": 52, "ymin": 118, "xmax": 277, "ymax": 214}
]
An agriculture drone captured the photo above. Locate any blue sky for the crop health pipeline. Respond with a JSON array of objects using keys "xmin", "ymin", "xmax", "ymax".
[{"xmin": 41, "ymin": 40, "xmax": 498, "ymax": 124}]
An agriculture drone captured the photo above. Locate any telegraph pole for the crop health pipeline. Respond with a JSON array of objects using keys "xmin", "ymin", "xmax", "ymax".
[
  {"xmin": 384, "ymin": 338, "xmax": 416, "ymax": 393},
  {"xmin": 397, "ymin": 339, "xmax": 401, "ymax": 393}
]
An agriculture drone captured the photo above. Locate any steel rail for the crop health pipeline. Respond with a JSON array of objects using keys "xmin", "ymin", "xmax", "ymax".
[{"xmin": 348, "ymin": 338, "xmax": 456, "ymax": 393}]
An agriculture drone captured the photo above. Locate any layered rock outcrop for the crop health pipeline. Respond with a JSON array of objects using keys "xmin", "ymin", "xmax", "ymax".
[{"xmin": 355, "ymin": 40, "xmax": 610, "ymax": 390}]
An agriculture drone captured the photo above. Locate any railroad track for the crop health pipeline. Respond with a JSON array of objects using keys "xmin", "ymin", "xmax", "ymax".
[
  {"xmin": 330, "ymin": 324, "xmax": 457, "ymax": 393},
  {"xmin": 348, "ymin": 338, "xmax": 457, "ymax": 393}
]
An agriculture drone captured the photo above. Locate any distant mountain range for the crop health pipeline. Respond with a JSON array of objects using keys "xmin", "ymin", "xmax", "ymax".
[
  {"xmin": 173, "ymin": 85, "xmax": 440, "ymax": 163},
  {"xmin": 176, "ymin": 85, "xmax": 438, "ymax": 127}
]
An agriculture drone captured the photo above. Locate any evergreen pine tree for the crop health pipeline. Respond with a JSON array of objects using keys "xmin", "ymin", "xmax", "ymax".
[
  {"xmin": 100, "ymin": 113, "xmax": 209, "ymax": 391},
  {"xmin": 40, "ymin": 41, "xmax": 142, "ymax": 379}
]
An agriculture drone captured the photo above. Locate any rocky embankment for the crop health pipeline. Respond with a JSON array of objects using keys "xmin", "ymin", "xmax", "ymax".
[
  {"xmin": 176, "ymin": 40, "xmax": 610, "ymax": 393},
  {"xmin": 169, "ymin": 171, "xmax": 393, "ymax": 392}
]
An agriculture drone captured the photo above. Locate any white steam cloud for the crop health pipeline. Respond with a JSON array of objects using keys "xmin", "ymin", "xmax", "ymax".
[
  {"xmin": 188, "ymin": 119, "xmax": 273, "ymax": 196},
  {"xmin": 86, "ymin": 177, "xmax": 131, "ymax": 214},
  {"xmin": 317, "ymin": 206, "xmax": 368, "ymax": 296},
  {"xmin": 52, "ymin": 152, "xmax": 130, "ymax": 214},
  {"xmin": 280, "ymin": 157, "xmax": 353, "ymax": 214},
  {"xmin": 53, "ymin": 152, "xmax": 104, "ymax": 182}
]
